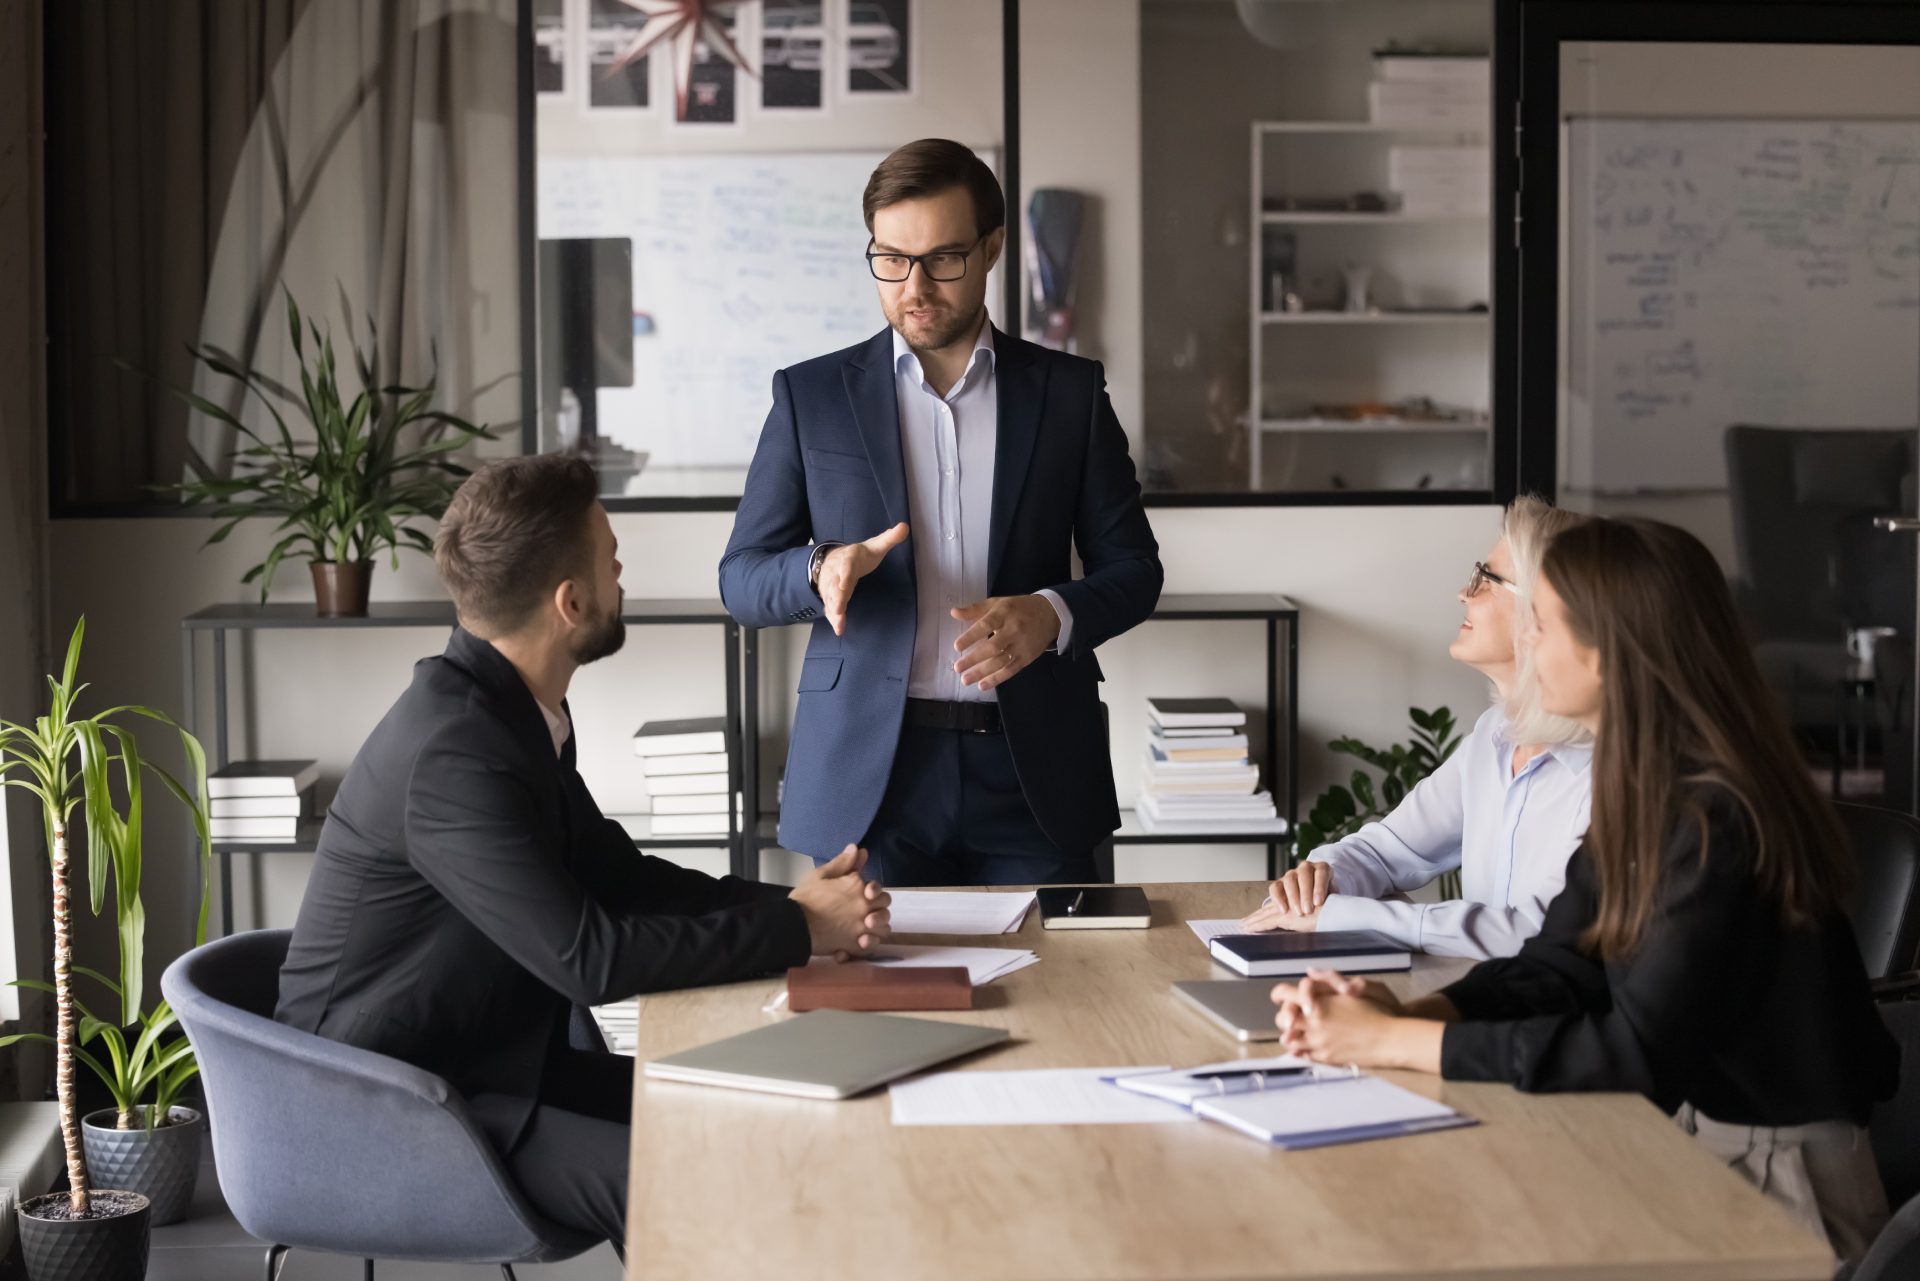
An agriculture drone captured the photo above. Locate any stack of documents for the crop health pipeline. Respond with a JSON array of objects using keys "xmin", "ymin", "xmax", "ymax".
[
  {"xmin": 1367, "ymin": 52, "xmax": 1489, "ymax": 131},
  {"xmin": 1108, "ymin": 1058, "xmax": 1475, "ymax": 1149},
  {"xmin": 887, "ymin": 890, "xmax": 1035, "ymax": 936},
  {"xmin": 892, "ymin": 1067, "xmax": 1196, "ymax": 1127},
  {"xmin": 1388, "ymin": 144, "xmax": 1490, "ymax": 217},
  {"xmin": 807, "ymin": 944, "xmax": 1039, "ymax": 986},
  {"xmin": 590, "ymin": 1001, "xmax": 639, "ymax": 1056},
  {"xmin": 1139, "ymin": 699, "xmax": 1286, "ymax": 835}
]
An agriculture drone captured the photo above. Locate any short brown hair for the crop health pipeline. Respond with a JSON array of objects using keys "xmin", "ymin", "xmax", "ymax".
[
  {"xmin": 862, "ymin": 139, "xmax": 1005, "ymax": 239},
  {"xmin": 434, "ymin": 454, "xmax": 599, "ymax": 634}
]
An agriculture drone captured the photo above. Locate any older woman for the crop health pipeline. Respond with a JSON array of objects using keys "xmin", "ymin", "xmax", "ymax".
[{"xmin": 1240, "ymin": 497, "xmax": 1591, "ymax": 959}]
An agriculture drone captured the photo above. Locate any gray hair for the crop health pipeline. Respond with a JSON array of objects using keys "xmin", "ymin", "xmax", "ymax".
[{"xmin": 1500, "ymin": 495, "xmax": 1593, "ymax": 747}]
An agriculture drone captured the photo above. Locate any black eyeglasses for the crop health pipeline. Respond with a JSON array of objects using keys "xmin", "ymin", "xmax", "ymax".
[
  {"xmin": 1466, "ymin": 562, "xmax": 1518, "ymax": 597},
  {"xmin": 865, "ymin": 234, "xmax": 987, "ymax": 283}
]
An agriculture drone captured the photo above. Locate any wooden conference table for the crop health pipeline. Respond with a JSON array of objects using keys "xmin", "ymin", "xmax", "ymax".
[{"xmin": 624, "ymin": 881, "xmax": 1832, "ymax": 1281}]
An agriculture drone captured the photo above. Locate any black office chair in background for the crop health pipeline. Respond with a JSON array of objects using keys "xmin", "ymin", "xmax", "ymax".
[
  {"xmin": 1840, "ymin": 803, "xmax": 1920, "ymax": 982},
  {"xmin": 1854, "ymin": 994, "xmax": 1920, "ymax": 1280}
]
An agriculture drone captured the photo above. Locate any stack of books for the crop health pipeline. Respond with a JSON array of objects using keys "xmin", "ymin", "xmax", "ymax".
[
  {"xmin": 1367, "ymin": 51, "xmax": 1488, "ymax": 132},
  {"xmin": 1138, "ymin": 699, "xmax": 1286, "ymax": 835},
  {"xmin": 633, "ymin": 717, "xmax": 734, "ymax": 836},
  {"xmin": 208, "ymin": 760, "xmax": 321, "ymax": 844}
]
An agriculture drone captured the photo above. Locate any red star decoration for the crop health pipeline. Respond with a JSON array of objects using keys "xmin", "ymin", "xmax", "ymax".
[{"xmin": 603, "ymin": 0, "xmax": 759, "ymax": 121}]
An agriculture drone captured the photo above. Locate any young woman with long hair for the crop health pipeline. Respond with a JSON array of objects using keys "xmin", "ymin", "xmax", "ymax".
[{"xmin": 1271, "ymin": 517, "xmax": 1897, "ymax": 1260}]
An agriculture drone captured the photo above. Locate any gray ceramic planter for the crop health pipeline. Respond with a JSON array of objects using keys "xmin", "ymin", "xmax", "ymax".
[
  {"xmin": 81, "ymin": 1106, "xmax": 203, "ymax": 1226},
  {"xmin": 16, "ymin": 1190, "xmax": 150, "ymax": 1281}
]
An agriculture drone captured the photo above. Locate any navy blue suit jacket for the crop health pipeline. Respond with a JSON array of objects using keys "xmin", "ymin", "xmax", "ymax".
[{"xmin": 719, "ymin": 325, "xmax": 1162, "ymax": 858}]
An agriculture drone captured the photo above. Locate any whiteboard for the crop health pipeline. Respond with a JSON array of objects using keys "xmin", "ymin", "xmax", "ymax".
[
  {"xmin": 537, "ymin": 150, "xmax": 997, "ymax": 474},
  {"xmin": 1562, "ymin": 119, "xmax": 1920, "ymax": 492}
]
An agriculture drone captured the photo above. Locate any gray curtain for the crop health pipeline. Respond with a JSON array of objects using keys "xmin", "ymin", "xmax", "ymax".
[
  {"xmin": 0, "ymin": 0, "xmax": 48, "ymax": 1095},
  {"xmin": 44, "ymin": 0, "xmax": 306, "ymax": 507},
  {"xmin": 188, "ymin": 0, "xmax": 522, "ymax": 476}
]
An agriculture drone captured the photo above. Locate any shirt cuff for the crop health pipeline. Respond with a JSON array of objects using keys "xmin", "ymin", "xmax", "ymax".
[
  {"xmin": 1313, "ymin": 894, "xmax": 1420, "ymax": 951},
  {"xmin": 1034, "ymin": 588, "xmax": 1073, "ymax": 652}
]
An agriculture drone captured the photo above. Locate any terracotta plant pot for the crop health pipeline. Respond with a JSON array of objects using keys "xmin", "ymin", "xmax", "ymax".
[
  {"xmin": 17, "ymin": 1190, "xmax": 150, "ymax": 1281},
  {"xmin": 310, "ymin": 561, "xmax": 374, "ymax": 617},
  {"xmin": 82, "ymin": 1106, "xmax": 204, "ymax": 1226}
]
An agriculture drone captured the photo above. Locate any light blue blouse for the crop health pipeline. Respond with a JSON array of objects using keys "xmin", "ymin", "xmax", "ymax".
[{"xmin": 1307, "ymin": 705, "xmax": 1593, "ymax": 959}]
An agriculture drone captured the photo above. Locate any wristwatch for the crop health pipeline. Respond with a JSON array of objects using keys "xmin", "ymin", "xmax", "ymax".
[{"xmin": 806, "ymin": 542, "xmax": 844, "ymax": 597}]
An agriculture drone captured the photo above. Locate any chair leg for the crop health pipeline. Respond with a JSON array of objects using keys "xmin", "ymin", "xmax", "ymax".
[
  {"xmin": 499, "ymin": 1267, "xmax": 518, "ymax": 1281},
  {"xmin": 264, "ymin": 1244, "xmax": 290, "ymax": 1281},
  {"xmin": 363, "ymin": 1261, "xmax": 375, "ymax": 1281}
]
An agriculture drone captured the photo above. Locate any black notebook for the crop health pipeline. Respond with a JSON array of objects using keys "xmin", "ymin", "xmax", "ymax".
[
  {"xmin": 1208, "ymin": 930, "xmax": 1411, "ymax": 977},
  {"xmin": 1036, "ymin": 886, "xmax": 1151, "ymax": 929}
]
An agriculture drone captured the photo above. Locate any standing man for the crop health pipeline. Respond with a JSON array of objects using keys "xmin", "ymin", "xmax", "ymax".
[{"xmin": 720, "ymin": 138, "xmax": 1162, "ymax": 886}]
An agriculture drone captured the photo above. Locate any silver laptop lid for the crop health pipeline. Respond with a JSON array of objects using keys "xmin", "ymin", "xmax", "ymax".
[{"xmin": 1171, "ymin": 980, "xmax": 1283, "ymax": 1042}]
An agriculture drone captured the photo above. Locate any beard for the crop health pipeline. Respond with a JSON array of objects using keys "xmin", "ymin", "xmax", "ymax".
[
  {"xmin": 892, "ymin": 297, "xmax": 985, "ymax": 354},
  {"xmin": 570, "ymin": 597, "xmax": 627, "ymax": 666}
]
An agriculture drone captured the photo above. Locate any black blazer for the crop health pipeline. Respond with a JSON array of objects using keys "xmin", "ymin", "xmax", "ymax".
[
  {"xmin": 718, "ymin": 325, "xmax": 1163, "ymax": 857},
  {"xmin": 1440, "ymin": 784, "xmax": 1898, "ymax": 1126},
  {"xmin": 275, "ymin": 627, "xmax": 810, "ymax": 1148}
]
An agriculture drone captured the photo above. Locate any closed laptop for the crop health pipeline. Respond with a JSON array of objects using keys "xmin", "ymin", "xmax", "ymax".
[{"xmin": 643, "ymin": 1009, "xmax": 1008, "ymax": 1100}]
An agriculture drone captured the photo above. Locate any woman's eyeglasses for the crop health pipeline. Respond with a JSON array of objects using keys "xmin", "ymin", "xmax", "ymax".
[{"xmin": 1466, "ymin": 562, "xmax": 1519, "ymax": 597}]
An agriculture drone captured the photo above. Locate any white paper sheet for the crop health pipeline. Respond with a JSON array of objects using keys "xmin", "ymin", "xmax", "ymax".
[
  {"xmin": 888, "ymin": 890, "xmax": 1036, "ymax": 936},
  {"xmin": 806, "ymin": 945, "xmax": 1040, "ymax": 986},
  {"xmin": 890, "ymin": 1068, "xmax": 1197, "ymax": 1127}
]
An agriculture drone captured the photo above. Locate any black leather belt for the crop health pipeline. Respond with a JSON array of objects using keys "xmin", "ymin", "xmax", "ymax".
[{"xmin": 904, "ymin": 698, "xmax": 1002, "ymax": 734}]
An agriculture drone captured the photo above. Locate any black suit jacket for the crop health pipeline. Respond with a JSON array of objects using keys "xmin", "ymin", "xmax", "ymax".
[{"xmin": 275, "ymin": 626, "xmax": 810, "ymax": 1148}]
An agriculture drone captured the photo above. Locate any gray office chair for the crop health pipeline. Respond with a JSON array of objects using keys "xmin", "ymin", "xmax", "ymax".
[
  {"xmin": 161, "ymin": 930, "xmax": 601, "ymax": 1280},
  {"xmin": 1840, "ymin": 804, "xmax": 1920, "ymax": 981}
]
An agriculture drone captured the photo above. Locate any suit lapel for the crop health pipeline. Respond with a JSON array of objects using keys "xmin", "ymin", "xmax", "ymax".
[
  {"xmin": 989, "ymin": 328, "xmax": 1045, "ymax": 590},
  {"xmin": 843, "ymin": 329, "xmax": 910, "ymax": 530}
]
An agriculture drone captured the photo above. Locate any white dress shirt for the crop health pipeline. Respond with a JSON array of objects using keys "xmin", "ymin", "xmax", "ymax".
[
  {"xmin": 1308, "ymin": 705, "xmax": 1593, "ymax": 959},
  {"xmin": 891, "ymin": 319, "xmax": 1071, "ymax": 703},
  {"xmin": 534, "ymin": 698, "xmax": 571, "ymax": 758}
]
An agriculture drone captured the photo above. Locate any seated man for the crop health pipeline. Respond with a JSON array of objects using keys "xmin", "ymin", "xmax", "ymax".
[{"xmin": 275, "ymin": 453, "xmax": 890, "ymax": 1247}]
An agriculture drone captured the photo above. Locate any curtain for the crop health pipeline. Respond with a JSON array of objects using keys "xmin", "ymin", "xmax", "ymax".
[
  {"xmin": 44, "ymin": 0, "xmax": 306, "ymax": 507},
  {"xmin": 188, "ymin": 0, "xmax": 522, "ymax": 475}
]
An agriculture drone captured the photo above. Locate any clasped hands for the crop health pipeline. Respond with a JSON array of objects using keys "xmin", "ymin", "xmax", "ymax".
[
  {"xmin": 1271, "ymin": 969, "xmax": 1444, "ymax": 1074},
  {"xmin": 818, "ymin": 522, "xmax": 1058, "ymax": 692},
  {"xmin": 787, "ymin": 844, "xmax": 892, "ymax": 961}
]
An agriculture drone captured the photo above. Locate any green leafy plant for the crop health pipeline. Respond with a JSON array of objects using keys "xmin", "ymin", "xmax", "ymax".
[
  {"xmin": 0, "ymin": 619, "xmax": 213, "ymax": 1214},
  {"xmin": 155, "ymin": 288, "xmax": 495, "ymax": 599},
  {"xmin": 1295, "ymin": 706, "xmax": 1463, "ymax": 867}
]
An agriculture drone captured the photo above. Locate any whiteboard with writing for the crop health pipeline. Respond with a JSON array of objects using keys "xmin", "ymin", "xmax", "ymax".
[
  {"xmin": 1562, "ymin": 119, "xmax": 1920, "ymax": 492},
  {"xmin": 538, "ymin": 150, "xmax": 997, "ymax": 473}
]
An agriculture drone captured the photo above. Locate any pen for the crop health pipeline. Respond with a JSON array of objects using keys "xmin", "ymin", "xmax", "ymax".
[{"xmin": 1067, "ymin": 891, "xmax": 1086, "ymax": 915}]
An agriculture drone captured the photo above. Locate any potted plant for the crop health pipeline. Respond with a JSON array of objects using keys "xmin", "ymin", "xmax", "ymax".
[
  {"xmin": 1295, "ymin": 706, "xmax": 1464, "ymax": 897},
  {"xmin": 162, "ymin": 289, "xmax": 495, "ymax": 617},
  {"xmin": 0, "ymin": 618, "xmax": 213, "ymax": 1277}
]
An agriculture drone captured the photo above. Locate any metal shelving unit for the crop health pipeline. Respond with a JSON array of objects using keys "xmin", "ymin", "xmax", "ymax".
[
  {"xmin": 742, "ymin": 594, "xmax": 1302, "ymax": 881},
  {"xmin": 182, "ymin": 598, "xmax": 745, "ymax": 936}
]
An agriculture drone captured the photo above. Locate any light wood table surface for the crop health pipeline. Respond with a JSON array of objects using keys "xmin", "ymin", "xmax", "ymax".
[{"xmin": 625, "ymin": 881, "xmax": 1832, "ymax": 1281}]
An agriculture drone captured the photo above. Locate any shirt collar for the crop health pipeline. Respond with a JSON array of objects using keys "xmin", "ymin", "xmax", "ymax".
[
  {"xmin": 892, "ymin": 314, "xmax": 996, "ymax": 394},
  {"xmin": 1492, "ymin": 707, "xmax": 1594, "ymax": 777}
]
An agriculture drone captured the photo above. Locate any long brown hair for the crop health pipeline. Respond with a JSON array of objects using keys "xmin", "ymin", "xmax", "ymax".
[{"xmin": 1541, "ymin": 517, "xmax": 1851, "ymax": 958}]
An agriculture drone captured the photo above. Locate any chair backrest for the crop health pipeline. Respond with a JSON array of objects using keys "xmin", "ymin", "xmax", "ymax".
[
  {"xmin": 1841, "ymin": 804, "xmax": 1920, "ymax": 981},
  {"xmin": 1871, "ymin": 997, "xmax": 1920, "ymax": 1209},
  {"xmin": 161, "ymin": 931, "xmax": 593, "ymax": 1264},
  {"xmin": 1723, "ymin": 426, "xmax": 1915, "ymax": 641}
]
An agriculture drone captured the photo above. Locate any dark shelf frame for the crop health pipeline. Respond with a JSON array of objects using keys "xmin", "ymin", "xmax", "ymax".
[
  {"xmin": 182, "ymin": 598, "xmax": 746, "ymax": 936},
  {"xmin": 742, "ymin": 593, "xmax": 1301, "ymax": 881}
]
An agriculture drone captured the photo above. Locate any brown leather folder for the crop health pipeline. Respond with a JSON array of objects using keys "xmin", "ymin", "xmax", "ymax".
[{"xmin": 786, "ymin": 963, "xmax": 974, "ymax": 1012}]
